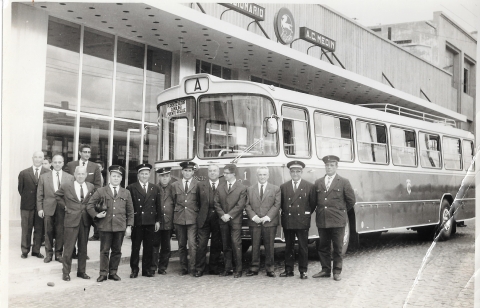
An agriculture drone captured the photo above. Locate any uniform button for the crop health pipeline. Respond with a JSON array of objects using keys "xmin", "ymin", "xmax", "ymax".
[
  {"xmin": 324, "ymin": 191, "xmax": 327, "ymax": 193},
  {"xmin": 185, "ymin": 200, "xmax": 187, "ymax": 202},
  {"xmin": 113, "ymin": 207, "xmax": 115, "ymax": 209},
  {"xmin": 289, "ymin": 213, "xmax": 291, "ymax": 215},
  {"xmin": 164, "ymin": 214, "xmax": 166, "ymax": 215},
  {"xmin": 298, "ymin": 214, "xmax": 300, "ymax": 215},
  {"xmin": 289, "ymin": 205, "xmax": 291, "ymax": 208},
  {"xmin": 299, "ymin": 197, "xmax": 302, "ymax": 199},
  {"xmin": 114, "ymin": 200, "xmax": 116, "ymax": 203},
  {"xmin": 325, "ymin": 206, "xmax": 327, "ymax": 208},
  {"xmin": 142, "ymin": 212, "xmax": 144, "ymax": 214},
  {"xmin": 185, "ymin": 207, "xmax": 187, "ymax": 209},
  {"xmin": 140, "ymin": 206, "xmax": 142, "ymax": 207},
  {"xmin": 113, "ymin": 214, "xmax": 115, "ymax": 217},
  {"xmin": 325, "ymin": 198, "xmax": 327, "ymax": 200},
  {"xmin": 138, "ymin": 199, "xmax": 141, "ymax": 201}
]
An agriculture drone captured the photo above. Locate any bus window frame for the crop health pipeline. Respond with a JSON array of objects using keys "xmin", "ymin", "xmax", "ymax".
[
  {"xmin": 442, "ymin": 135, "xmax": 463, "ymax": 171},
  {"xmin": 196, "ymin": 92, "xmax": 280, "ymax": 160},
  {"xmin": 462, "ymin": 139, "xmax": 475, "ymax": 171},
  {"xmin": 418, "ymin": 130, "xmax": 442, "ymax": 169},
  {"xmin": 389, "ymin": 125, "xmax": 418, "ymax": 168},
  {"xmin": 313, "ymin": 110, "xmax": 355, "ymax": 163},
  {"xmin": 355, "ymin": 119, "xmax": 390, "ymax": 165},
  {"xmin": 281, "ymin": 103, "xmax": 312, "ymax": 159}
]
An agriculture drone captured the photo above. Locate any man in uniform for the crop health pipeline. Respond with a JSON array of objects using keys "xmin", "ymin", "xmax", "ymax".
[
  {"xmin": 214, "ymin": 164, "xmax": 247, "ymax": 278},
  {"xmin": 151, "ymin": 167, "xmax": 174, "ymax": 275},
  {"xmin": 245, "ymin": 166, "xmax": 281, "ymax": 278},
  {"xmin": 171, "ymin": 161, "xmax": 199, "ymax": 276},
  {"xmin": 127, "ymin": 163, "xmax": 161, "ymax": 278},
  {"xmin": 312, "ymin": 155, "xmax": 356, "ymax": 281},
  {"xmin": 37, "ymin": 154, "xmax": 74, "ymax": 263},
  {"xmin": 18, "ymin": 151, "xmax": 49, "ymax": 259},
  {"xmin": 195, "ymin": 164, "xmax": 223, "ymax": 277},
  {"xmin": 279, "ymin": 160, "xmax": 315, "ymax": 279}
]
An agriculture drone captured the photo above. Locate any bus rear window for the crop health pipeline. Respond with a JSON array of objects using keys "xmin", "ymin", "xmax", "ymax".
[
  {"xmin": 443, "ymin": 136, "xmax": 462, "ymax": 170},
  {"xmin": 390, "ymin": 127, "xmax": 417, "ymax": 167},
  {"xmin": 356, "ymin": 121, "xmax": 388, "ymax": 164},
  {"xmin": 314, "ymin": 112, "xmax": 353, "ymax": 161},
  {"xmin": 419, "ymin": 132, "xmax": 441, "ymax": 168}
]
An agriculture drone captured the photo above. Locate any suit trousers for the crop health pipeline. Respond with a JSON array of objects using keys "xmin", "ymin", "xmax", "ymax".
[
  {"xmin": 63, "ymin": 216, "xmax": 89, "ymax": 275},
  {"xmin": 174, "ymin": 224, "xmax": 197, "ymax": 272},
  {"xmin": 317, "ymin": 227, "xmax": 345, "ymax": 274},
  {"xmin": 249, "ymin": 225, "xmax": 277, "ymax": 273},
  {"xmin": 219, "ymin": 223, "xmax": 242, "ymax": 273},
  {"xmin": 21, "ymin": 209, "xmax": 44, "ymax": 255},
  {"xmin": 44, "ymin": 207, "xmax": 65, "ymax": 258},
  {"xmin": 284, "ymin": 229, "xmax": 309, "ymax": 273},
  {"xmin": 99, "ymin": 231, "xmax": 125, "ymax": 276},
  {"xmin": 196, "ymin": 210, "xmax": 222, "ymax": 273},
  {"xmin": 151, "ymin": 230, "xmax": 171, "ymax": 272},
  {"xmin": 130, "ymin": 225, "xmax": 154, "ymax": 274}
]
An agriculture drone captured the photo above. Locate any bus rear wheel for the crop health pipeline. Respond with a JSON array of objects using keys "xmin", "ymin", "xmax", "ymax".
[
  {"xmin": 315, "ymin": 219, "xmax": 350, "ymax": 256},
  {"xmin": 437, "ymin": 199, "xmax": 453, "ymax": 241}
]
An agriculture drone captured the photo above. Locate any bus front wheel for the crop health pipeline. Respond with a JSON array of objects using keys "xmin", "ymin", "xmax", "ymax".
[{"xmin": 437, "ymin": 199, "xmax": 453, "ymax": 241}]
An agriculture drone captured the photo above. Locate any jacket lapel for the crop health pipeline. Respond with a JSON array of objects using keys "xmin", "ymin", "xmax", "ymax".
[
  {"xmin": 319, "ymin": 176, "xmax": 327, "ymax": 192},
  {"xmin": 262, "ymin": 183, "xmax": 271, "ymax": 202},
  {"xmin": 186, "ymin": 179, "xmax": 197, "ymax": 194},
  {"xmin": 145, "ymin": 182, "xmax": 155, "ymax": 199},
  {"xmin": 327, "ymin": 176, "xmax": 340, "ymax": 194},
  {"xmin": 29, "ymin": 168, "xmax": 39, "ymax": 184},
  {"xmin": 106, "ymin": 186, "xmax": 115, "ymax": 199},
  {"xmin": 69, "ymin": 183, "xmax": 80, "ymax": 202},
  {"xmin": 135, "ymin": 182, "xmax": 147, "ymax": 197},
  {"xmin": 290, "ymin": 181, "xmax": 303, "ymax": 202}
]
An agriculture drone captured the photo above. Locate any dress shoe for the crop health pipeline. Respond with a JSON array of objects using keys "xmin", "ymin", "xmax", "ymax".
[
  {"xmin": 194, "ymin": 271, "xmax": 203, "ymax": 277},
  {"xmin": 208, "ymin": 269, "xmax": 219, "ymax": 275},
  {"xmin": 32, "ymin": 252, "xmax": 44, "ymax": 258},
  {"xmin": 245, "ymin": 270, "xmax": 258, "ymax": 276},
  {"xmin": 233, "ymin": 272, "xmax": 242, "ymax": 278},
  {"xmin": 44, "ymin": 256, "xmax": 52, "ymax": 263},
  {"xmin": 219, "ymin": 271, "xmax": 233, "ymax": 276},
  {"xmin": 108, "ymin": 274, "xmax": 121, "ymax": 281},
  {"xmin": 312, "ymin": 271, "xmax": 331, "ymax": 278},
  {"xmin": 333, "ymin": 273, "xmax": 341, "ymax": 281},
  {"xmin": 279, "ymin": 271, "xmax": 294, "ymax": 277},
  {"xmin": 266, "ymin": 271, "xmax": 276, "ymax": 278},
  {"xmin": 130, "ymin": 271, "xmax": 139, "ymax": 278},
  {"xmin": 97, "ymin": 275, "xmax": 108, "ymax": 282},
  {"xmin": 300, "ymin": 272, "xmax": 308, "ymax": 279},
  {"xmin": 62, "ymin": 274, "xmax": 70, "ymax": 281},
  {"xmin": 157, "ymin": 269, "xmax": 167, "ymax": 275},
  {"xmin": 88, "ymin": 236, "xmax": 99, "ymax": 241},
  {"xmin": 142, "ymin": 271, "xmax": 154, "ymax": 277},
  {"xmin": 56, "ymin": 257, "xmax": 63, "ymax": 263},
  {"xmin": 77, "ymin": 272, "xmax": 91, "ymax": 279},
  {"xmin": 180, "ymin": 269, "xmax": 188, "ymax": 276},
  {"xmin": 72, "ymin": 253, "xmax": 78, "ymax": 259},
  {"xmin": 21, "ymin": 253, "xmax": 28, "ymax": 259}
]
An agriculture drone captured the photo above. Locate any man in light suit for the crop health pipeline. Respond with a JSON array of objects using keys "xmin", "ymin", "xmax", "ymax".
[
  {"xmin": 312, "ymin": 155, "xmax": 356, "ymax": 282},
  {"xmin": 214, "ymin": 164, "xmax": 247, "ymax": 278},
  {"xmin": 37, "ymin": 154, "xmax": 74, "ymax": 263},
  {"xmin": 55, "ymin": 166, "xmax": 95, "ymax": 281},
  {"xmin": 245, "ymin": 166, "xmax": 281, "ymax": 278},
  {"xmin": 18, "ymin": 151, "xmax": 49, "ymax": 259}
]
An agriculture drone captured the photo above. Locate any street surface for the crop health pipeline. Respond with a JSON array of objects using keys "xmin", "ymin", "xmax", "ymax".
[{"xmin": 9, "ymin": 220, "xmax": 475, "ymax": 308}]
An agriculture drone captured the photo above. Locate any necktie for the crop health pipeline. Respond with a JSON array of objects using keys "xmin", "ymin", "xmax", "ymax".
[
  {"xmin": 326, "ymin": 176, "xmax": 332, "ymax": 191},
  {"xmin": 228, "ymin": 183, "xmax": 232, "ymax": 192},
  {"xmin": 293, "ymin": 181, "xmax": 298, "ymax": 192},
  {"xmin": 82, "ymin": 161, "xmax": 85, "ymax": 166},
  {"xmin": 184, "ymin": 180, "xmax": 189, "ymax": 192},
  {"xmin": 34, "ymin": 168, "xmax": 39, "ymax": 180},
  {"xmin": 113, "ymin": 186, "xmax": 117, "ymax": 198},
  {"xmin": 80, "ymin": 184, "xmax": 84, "ymax": 202},
  {"xmin": 143, "ymin": 184, "xmax": 147, "ymax": 193},
  {"xmin": 56, "ymin": 172, "xmax": 61, "ymax": 190},
  {"xmin": 260, "ymin": 184, "xmax": 264, "ymax": 200},
  {"xmin": 211, "ymin": 183, "xmax": 216, "ymax": 192}
]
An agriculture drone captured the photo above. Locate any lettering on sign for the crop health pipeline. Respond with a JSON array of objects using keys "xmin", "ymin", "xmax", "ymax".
[
  {"xmin": 185, "ymin": 77, "xmax": 209, "ymax": 94},
  {"xmin": 220, "ymin": 3, "xmax": 265, "ymax": 21},
  {"xmin": 299, "ymin": 27, "xmax": 336, "ymax": 52},
  {"xmin": 166, "ymin": 100, "xmax": 187, "ymax": 117}
]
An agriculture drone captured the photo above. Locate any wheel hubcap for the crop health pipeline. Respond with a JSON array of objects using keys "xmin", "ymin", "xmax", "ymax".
[{"xmin": 443, "ymin": 209, "xmax": 451, "ymax": 231}]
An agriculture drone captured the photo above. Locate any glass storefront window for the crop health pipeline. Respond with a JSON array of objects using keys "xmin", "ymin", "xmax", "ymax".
[
  {"xmin": 113, "ymin": 121, "xmax": 142, "ymax": 186},
  {"xmin": 146, "ymin": 46, "xmax": 172, "ymax": 123},
  {"xmin": 115, "ymin": 38, "xmax": 144, "ymax": 121},
  {"xmin": 144, "ymin": 125, "xmax": 159, "ymax": 182},
  {"xmin": 78, "ymin": 116, "xmax": 110, "ymax": 174},
  {"xmin": 81, "ymin": 27, "xmax": 114, "ymax": 116},
  {"xmin": 44, "ymin": 17, "xmax": 80, "ymax": 111},
  {"xmin": 42, "ymin": 111, "xmax": 76, "ymax": 162}
]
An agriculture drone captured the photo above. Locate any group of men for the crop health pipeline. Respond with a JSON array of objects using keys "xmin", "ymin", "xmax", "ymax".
[{"xmin": 18, "ymin": 143, "xmax": 355, "ymax": 283}]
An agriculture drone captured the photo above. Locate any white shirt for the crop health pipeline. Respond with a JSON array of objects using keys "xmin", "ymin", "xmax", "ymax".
[
  {"xmin": 53, "ymin": 170, "xmax": 63, "ymax": 192},
  {"xmin": 258, "ymin": 182, "xmax": 267, "ymax": 195},
  {"xmin": 32, "ymin": 166, "xmax": 41, "ymax": 178},
  {"xmin": 139, "ymin": 181, "xmax": 149, "ymax": 192},
  {"xmin": 209, "ymin": 180, "xmax": 219, "ymax": 190},
  {"xmin": 74, "ymin": 181, "xmax": 88, "ymax": 201},
  {"xmin": 325, "ymin": 174, "xmax": 337, "ymax": 187},
  {"xmin": 292, "ymin": 179, "xmax": 302, "ymax": 191},
  {"xmin": 109, "ymin": 183, "xmax": 120, "ymax": 196}
]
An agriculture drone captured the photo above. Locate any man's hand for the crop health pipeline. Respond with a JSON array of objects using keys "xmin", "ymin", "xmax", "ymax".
[
  {"xmin": 96, "ymin": 211, "xmax": 106, "ymax": 218},
  {"xmin": 125, "ymin": 226, "xmax": 132, "ymax": 237},
  {"xmin": 221, "ymin": 214, "xmax": 232, "ymax": 222},
  {"xmin": 261, "ymin": 216, "xmax": 271, "ymax": 224},
  {"xmin": 38, "ymin": 210, "xmax": 44, "ymax": 218},
  {"xmin": 252, "ymin": 215, "xmax": 262, "ymax": 224},
  {"xmin": 155, "ymin": 222, "xmax": 160, "ymax": 232}
]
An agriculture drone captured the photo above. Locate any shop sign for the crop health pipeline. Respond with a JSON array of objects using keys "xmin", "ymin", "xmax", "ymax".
[
  {"xmin": 166, "ymin": 100, "xmax": 187, "ymax": 117},
  {"xmin": 185, "ymin": 77, "xmax": 209, "ymax": 94},
  {"xmin": 299, "ymin": 27, "xmax": 336, "ymax": 52},
  {"xmin": 274, "ymin": 7, "xmax": 295, "ymax": 45},
  {"xmin": 220, "ymin": 3, "xmax": 265, "ymax": 21}
]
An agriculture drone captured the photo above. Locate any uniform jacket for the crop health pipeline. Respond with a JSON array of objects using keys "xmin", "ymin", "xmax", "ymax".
[
  {"xmin": 158, "ymin": 182, "xmax": 174, "ymax": 230},
  {"xmin": 196, "ymin": 180, "xmax": 224, "ymax": 228},
  {"xmin": 37, "ymin": 171, "xmax": 74, "ymax": 216},
  {"xmin": 214, "ymin": 180, "xmax": 247, "ymax": 227},
  {"xmin": 245, "ymin": 183, "xmax": 281, "ymax": 227},
  {"xmin": 86, "ymin": 186, "xmax": 134, "ymax": 232},
  {"xmin": 18, "ymin": 166, "xmax": 49, "ymax": 210},
  {"xmin": 171, "ymin": 178, "xmax": 199, "ymax": 225},
  {"xmin": 126, "ymin": 181, "xmax": 162, "ymax": 226},
  {"xmin": 314, "ymin": 174, "xmax": 356, "ymax": 228},
  {"xmin": 280, "ymin": 180, "xmax": 315, "ymax": 230},
  {"xmin": 66, "ymin": 160, "xmax": 102, "ymax": 189},
  {"xmin": 54, "ymin": 181, "xmax": 95, "ymax": 228}
]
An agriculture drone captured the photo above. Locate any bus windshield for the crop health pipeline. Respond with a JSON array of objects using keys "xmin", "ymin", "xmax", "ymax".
[{"xmin": 198, "ymin": 94, "xmax": 278, "ymax": 158}]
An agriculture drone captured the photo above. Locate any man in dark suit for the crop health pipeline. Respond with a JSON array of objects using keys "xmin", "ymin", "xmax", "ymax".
[
  {"xmin": 171, "ymin": 161, "xmax": 199, "ymax": 276},
  {"xmin": 54, "ymin": 166, "xmax": 95, "ymax": 281},
  {"xmin": 126, "ymin": 163, "xmax": 161, "ymax": 278},
  {"xmin": 151, "ymin": 167, "xmax": 175, "ymax": 275},
  {"xmin": 18, "ymin": 151, "xmax": 49, "ymax": 259},
  {"xmin": 37, "ymin": 154, "xmax": 74, "ymax": 263},
  {"xmin": 312, "ymin": 155, "xmax": 356, "ymax": 281},
  {"xmin": 245, "ymin": 166, "xmax": 281, "ymax": 278},
  {"xmin": 214, "ymin": 164, "xmax": 247, "ymax": 278},
  {"xmin": 86, "ymin": 165, "xmax": 134, "ymax": 282},
  {"xmin": 279, "ymin": 160, "xmax": 315, "ymax": 279},
  {"xmin": 194, "ymin": 164, "xmax": 223, "ymax": 277}
]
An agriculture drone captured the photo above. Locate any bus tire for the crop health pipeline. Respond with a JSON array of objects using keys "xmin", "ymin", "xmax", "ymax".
[
  {"xmin": 314, "ymin": 219, "xmax": 350, "ymax": 257},
  {"xmin": 437, "ymin": 199, "xmax": 453, "ymax": 241}
]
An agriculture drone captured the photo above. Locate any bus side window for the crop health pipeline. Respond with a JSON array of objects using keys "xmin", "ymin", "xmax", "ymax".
[
  {"xmin": 443, "ymin": 136, "xmax": 462, "ymax": 170},
  {"xmin": 419, "ymin": 132, "xmax": 441, "ymax": 168},
  {"xmin": 314, "ymin": 112, "xmax": 353, "ymax": 161},
  {"xmin": 463, "ymin": 140, "xmax": 474, "ymax": 171},
  {"xmin": 356, "ymin": 121, "xmax": 388, "ymax": 164},
  {"xmin": 282, "ymin": 106, "xmax": 310, "ymax": 157},
  {"xmin": 390, "ymin": 127, "xmax": 417, "ymax": 167}
]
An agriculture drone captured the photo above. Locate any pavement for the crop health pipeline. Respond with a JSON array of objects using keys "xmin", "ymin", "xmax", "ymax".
[{"xmin": 7, "ymin": 219, "xmax": 476, "ymax": 307}]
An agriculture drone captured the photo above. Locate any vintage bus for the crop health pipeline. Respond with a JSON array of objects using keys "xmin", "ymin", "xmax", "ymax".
[{"xmin": 154, "ymin": 74, "xmax": 475, "ymax": 253}]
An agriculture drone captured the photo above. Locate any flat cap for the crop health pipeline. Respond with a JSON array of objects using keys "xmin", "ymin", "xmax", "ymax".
[
  {"xmin": 156, "ymin": 167, "xmax": 172, "ymax": 175},
  {"xmin": 179, "ymin": 161, "xmax": 197, "ymax": 170},
  {"xmin": 136, "ymin": 163, "xmax": 152, "ymax": 173},
  {"xmin": 108, "ymin": 165, "xmax": 125, "ymax": 175},
  {"xmin": 322, "ymin": 155, "xmax": 340, "ymax": 164},
  {"xmin": 286, "ymin": 160, "xmax": 305, "ymax": 169}
]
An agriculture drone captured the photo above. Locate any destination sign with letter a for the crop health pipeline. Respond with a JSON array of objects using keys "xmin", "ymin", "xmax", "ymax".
[{"xmin": 185, "ymin": 77, "xmax": 209, "ymax": 94}]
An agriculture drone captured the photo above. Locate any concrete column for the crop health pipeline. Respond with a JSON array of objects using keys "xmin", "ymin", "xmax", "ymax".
[{"xmin": 171, "ymin": 51, "xmax": 196, "ymax": 86}]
